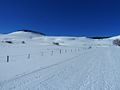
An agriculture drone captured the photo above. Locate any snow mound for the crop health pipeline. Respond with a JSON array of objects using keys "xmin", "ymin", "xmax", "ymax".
[
  {"xmin": 6, "ymin": 30, "xmax": 45, "ymax": 39},
  {"xmin": 0, "ymin": 33, "xmax": 5, "ymax": 37},
  {"xmin": 109, "ymin": 35, "xmax": 120, "ymax": 39}
]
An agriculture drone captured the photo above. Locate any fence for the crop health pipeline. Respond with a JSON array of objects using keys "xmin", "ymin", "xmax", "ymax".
[{"xmin": 0, "ymin": 47, "xmax": 90, "ymax": 63}]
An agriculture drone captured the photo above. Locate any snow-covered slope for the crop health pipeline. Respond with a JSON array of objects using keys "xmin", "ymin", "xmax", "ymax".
[
  {"xmin": 109, "ymin": 35, "xmax": 120, "ymax": 39},
  {"xmin": 6, "ymin": 30, "xmax": 45, "ymax": 39},
  {"xmin": 0, "ymin": 33, "xmax": 4, "ymax": 36},
  {"xmin": 0, "ymin": 30, "xmax": 46, "ymax": 44},
  {"xmin": 0, "ymin": 31, "xmax": 120, "ymax": 90}
]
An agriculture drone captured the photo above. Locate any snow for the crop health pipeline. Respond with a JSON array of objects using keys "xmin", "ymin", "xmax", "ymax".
[
  {"xmin": 0, "ymin": 31, "xmax": 120, "ymax": 90},
  {"xmin": 109, "ymin": 35, "xmax": 120, "ymax": 39},
  {"xmin": 0, "ymin": 31, "xmax": 44, "ymax": 41}
]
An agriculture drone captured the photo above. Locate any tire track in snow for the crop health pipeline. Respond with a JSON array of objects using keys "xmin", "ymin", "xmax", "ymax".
[
  {"xmin": 78, "ymin": 47, "xmax": 120, "ymax": 90},
  {"xmin": 102, "ymin": 47, "xmax": 120, "ymax": 90},
  {"xmin": 2, "ymin": 47, "xmax": 120, "ymax": 90},
  {"xmin": 20, "ymin": 47, "xmax": 120, "ymax": 90},
  {"xmin": 17, "ymin": 48, "xmax": 99, "ymax": 90},
  {"xmin": 0, "ymin": 48, "xmax": 91, "ymax": 90}
]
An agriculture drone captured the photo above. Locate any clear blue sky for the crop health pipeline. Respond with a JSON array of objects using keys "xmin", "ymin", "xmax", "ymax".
[{"xmin": 0, "ymin": 0, "xmax": 120, "ymax": 36}]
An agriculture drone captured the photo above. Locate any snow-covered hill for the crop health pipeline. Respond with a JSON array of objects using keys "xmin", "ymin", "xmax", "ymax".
[
  {"xmin": 0, "ymin": 31, "xmax": 120, "ymax": 90},
  {"xmin": 109, "ymin": 35, "xmax": 120, "ymax": 39},
  {"xmin": 4, "ymin": 30, "xmax": 45, "ymax": 39}
]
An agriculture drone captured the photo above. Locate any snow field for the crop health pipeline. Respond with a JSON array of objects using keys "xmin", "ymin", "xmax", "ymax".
[
  {"xmin": 0, "ymin": 31, "xmax": 120, "ymax": 90},
  {"xmin": 0, "ymin": 46, "xmax": 92, "ymax": 90}
]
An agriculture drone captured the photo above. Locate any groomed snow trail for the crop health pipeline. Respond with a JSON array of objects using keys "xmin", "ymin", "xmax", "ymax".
[{"xmin": 1, "ymin": 47, "xmax": 120, "ymax": 90}]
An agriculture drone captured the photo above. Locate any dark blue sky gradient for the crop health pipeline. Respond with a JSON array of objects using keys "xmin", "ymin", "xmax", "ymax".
[{"xmin": 0, "ymin": 0, "xmax": 120, "ymax": 36}]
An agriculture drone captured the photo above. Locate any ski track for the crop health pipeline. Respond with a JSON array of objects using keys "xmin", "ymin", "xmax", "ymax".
[{"xmin": 1, "ymin": 47, "xmax": 120, "ymax": 90}]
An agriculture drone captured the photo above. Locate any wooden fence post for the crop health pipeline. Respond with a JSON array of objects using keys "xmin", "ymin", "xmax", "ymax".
[
  {"xmin": 60, "ymin": 49, "xmax": 62, "ymax": 54},
  {"xmin": 7, "ymin": 56, "xmax": 9, "ymax": 62},
  {"xmin": 65, "ymin": 49, "xmax": 67, "ymax": 53},
  {"xmin": 51, "ymin": 51, "xmax": 53, "ymax": 56},
  {"xmin": 28, "ymin": 54, "xmax": 30, "ymax": 59}
]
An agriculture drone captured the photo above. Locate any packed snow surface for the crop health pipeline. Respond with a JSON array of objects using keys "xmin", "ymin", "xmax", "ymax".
[{"xmin": 0, "ymin": 31, "xmax": 120, "ymax": 90}]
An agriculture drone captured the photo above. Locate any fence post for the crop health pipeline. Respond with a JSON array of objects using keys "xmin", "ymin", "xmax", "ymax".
[
  {"xmin": 60, "ymin": 49, "xmax": 62, "ymax": 54},
  {"xmin": 28, "ymin": 54, "xmax": 30, "ymax": 59},
  {"xmin": 7, "ymin": 56, "xmax": 9, "ymax": 62},
  {"xmin": 71, "ymin": 49, "xmax": 72, "ymax": 52},
  {"xmin": 65, "ymin": 49, "xmax": 67, "ymax": 53},
  {"xmin": 51, "ymin": 51, "xmax": 53, "ymax": 56}
]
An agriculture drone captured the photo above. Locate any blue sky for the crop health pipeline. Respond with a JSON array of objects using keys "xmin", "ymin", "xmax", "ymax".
[{"xmin": 0, "ymin": 0, "xmax": 120, "ymax": 36}]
